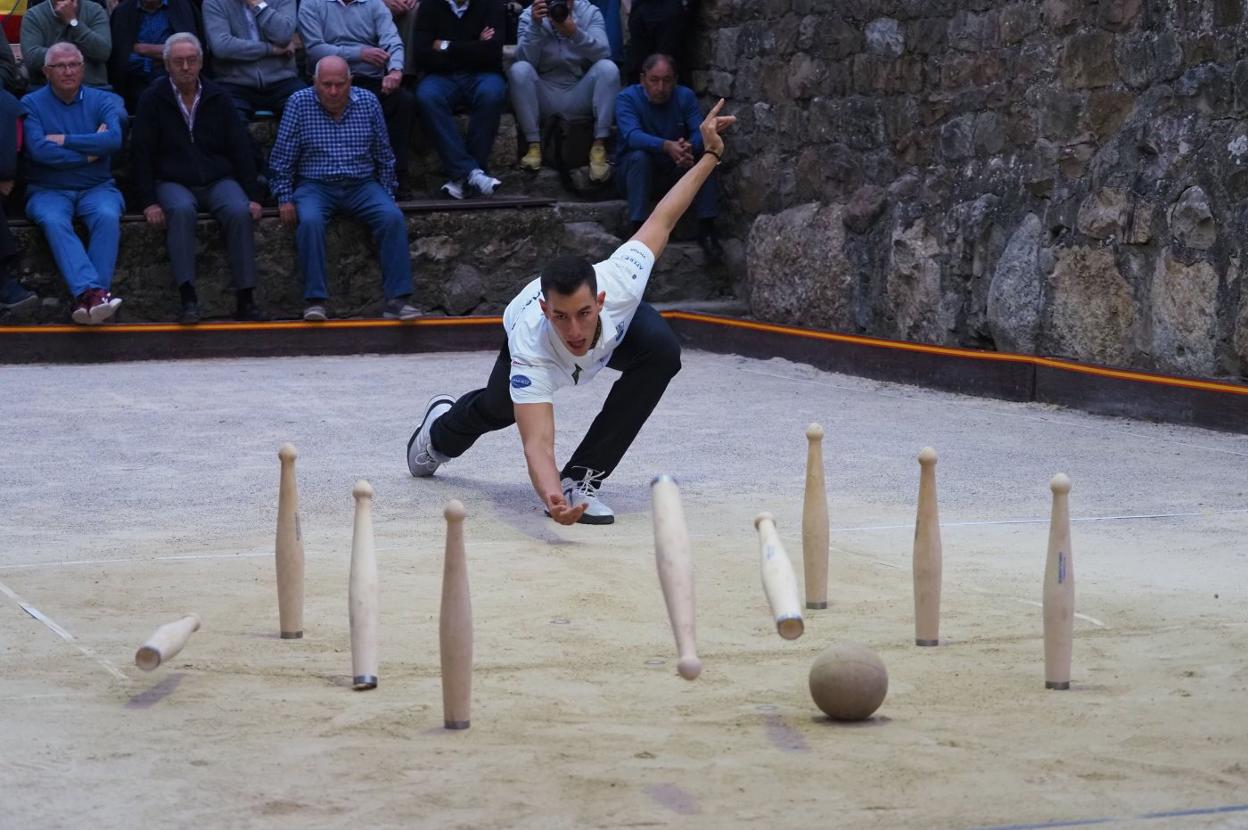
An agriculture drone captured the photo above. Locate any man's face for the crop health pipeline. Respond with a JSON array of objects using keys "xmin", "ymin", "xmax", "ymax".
[
  {"xmin": 315, "ymin": 64, "xmax": 352, "ymax": 116},
  {"xmin": 541, "ymin": 284, "xmax": 606, "ymax": 357},
  {"xmin": 640, "ymin": 60, "xmax": 675, "ymax": 104},
  {"xmin": 43, "ymin": 50, "xmax": 84, "ymax": 98},
  {"xmin": 165, "ymin": 42, "xmax": 202, "ymax": 89}
]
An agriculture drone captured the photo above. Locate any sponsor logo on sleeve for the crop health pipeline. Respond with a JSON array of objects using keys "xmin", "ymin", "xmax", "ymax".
[{"xmin": 511, "ymin": 375, "xmax": 532, "ymax": 389}]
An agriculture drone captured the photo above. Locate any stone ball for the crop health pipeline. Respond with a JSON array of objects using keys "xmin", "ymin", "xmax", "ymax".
[{"xmin": 808, "ymin": 642, "xmax": 888, "ymax": 721}]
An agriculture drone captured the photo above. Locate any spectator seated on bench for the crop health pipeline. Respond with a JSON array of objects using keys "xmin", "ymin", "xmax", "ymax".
[
  {"xmin": 202, "ymin": 0, "xmax": 306, "ymax": 120},
  {"xmin": 615, "ymin": 53, "xmax": 722, "ymax": 264},
  {"xmin": 132, "ymin": 32, "xmax": 268, "ymax": 324},
  {"xmin": 298, "ymin": 0, "xmax": 416, "ymax": 198},
  {"xmin": 21, "ymin": 0, "xmax": 113, "ymax": 90},
  {"xmin": 270, "ymin": 56, "xmax": 419, "ymax": 323},
  {"xmin": 110, "ymin": 0, "xmax": 203, "ymax": 112},
  {"xmin": 409, "ymin": 0, "xmax": 506, "ymax": 200},
  {"xmin": 22, "ymin": 42, "xmax": 127, "ymax": 325}
]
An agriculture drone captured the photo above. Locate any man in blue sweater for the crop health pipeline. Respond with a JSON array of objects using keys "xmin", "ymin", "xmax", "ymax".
[
  {"xmin": 22, "ymin": 42, "xmax": 127, "ymax": 325},
  {"xmin": 615, "ymin": 53, "xmax": 721, "ymax": 263}
]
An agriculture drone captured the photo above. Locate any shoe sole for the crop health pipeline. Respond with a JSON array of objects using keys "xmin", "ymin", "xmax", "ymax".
[
  {"xmin": 89, "ymin": 299, "xmax": 121, "ymax": 324},
  {"xmin": 71, "ymin": 308, "xmax": 90, "ymax": 324},
  {"xmin": 544, "ymin": 509, "xmax": 615, "ymax": 525},
  {"xmin": 407, "ymin": 395, "xmax": 455, "ymax": 477}
]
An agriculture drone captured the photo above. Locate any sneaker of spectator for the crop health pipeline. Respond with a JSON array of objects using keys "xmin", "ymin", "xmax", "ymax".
[
  {"xmin": 467, "ymin": 168, "xmax": 501, "ymax": 197},
  {"xmin": 0, "ymin": 279, "xmax": 38, "ymax": 315},
  {"xmin": 303, "ymin": 303, "xmax": 328, "ymax": 322},
  {"xmin": 588, "ymin": 143, "xmax": 610, "ymax": 182},
  {"xmin": 520, "ymin": 143, "xmax": 542, "ymax": 171},
  {"xmin": 441, "ymin": 179, "xmax": 465, "ymax": 200},
  {"xmin": 383, "ymin": 296, "xmax": 421, "ymax": 320}
]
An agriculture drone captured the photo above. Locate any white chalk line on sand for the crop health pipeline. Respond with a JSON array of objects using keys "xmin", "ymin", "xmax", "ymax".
[{"xmin": 0, "ymin": 579, "xmax": 128, "ymax": 681}]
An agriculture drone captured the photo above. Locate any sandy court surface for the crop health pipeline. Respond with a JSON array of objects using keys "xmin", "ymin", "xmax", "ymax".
[{"xmin": 1, "ymin": 351, "xmax": 1246, "ymax": 829}]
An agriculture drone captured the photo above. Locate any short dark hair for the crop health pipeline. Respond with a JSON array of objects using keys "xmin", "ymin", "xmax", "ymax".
[
  {"xmin": 540, "ymin": 255, "xmax": 597, "ymax": 298},
  {"xmin": 641, "ymin": 53, "xmax": 676, "ymax": 76}
]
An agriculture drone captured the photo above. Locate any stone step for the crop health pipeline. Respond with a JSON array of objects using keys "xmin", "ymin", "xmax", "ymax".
[{"xmin": 6, "ymin": 198, "xmax": 737, "ymax": 325}]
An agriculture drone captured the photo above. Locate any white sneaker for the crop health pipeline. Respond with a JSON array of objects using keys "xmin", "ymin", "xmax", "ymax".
[
  {"xmin": 466, "ymin": 168, "xmax": 500, "ymax": 197},
  {"xmin": 407, "ymin": 394, "xmax": 454, "ymax": 477},
  {"xmin": 554, "ymin": 469, "xmax": 614, "ymax": 525},
  {"xmin": 441, "ymin": 179, "xmax": 465, "ymax": 200}
]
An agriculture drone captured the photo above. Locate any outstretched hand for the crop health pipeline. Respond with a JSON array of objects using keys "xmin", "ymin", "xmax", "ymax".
[
  {"xmin": 699, "ymin": 98, "xmax": 735, "ymax": 160},
  {"xmin": 546, "ymin": 492, "xmax": 587, "ymax": 525}
]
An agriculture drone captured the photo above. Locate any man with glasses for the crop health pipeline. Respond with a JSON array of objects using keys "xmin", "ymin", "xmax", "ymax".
[
  {"xmin": 20, "ymin": 0, "xmax": 113, "ymax": 89},
  {"xmin": 132, "ymin": 32, "xmax": 267, "ymax": 323},
  {"xmin": 21, "ymin": 42, "xmax": 127, "ymax": 324}
]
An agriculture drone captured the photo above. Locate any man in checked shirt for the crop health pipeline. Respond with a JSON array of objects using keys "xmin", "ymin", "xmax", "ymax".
[{"xmin": 269, "ymin": 54, "xmax": 418, "ymax": 322}]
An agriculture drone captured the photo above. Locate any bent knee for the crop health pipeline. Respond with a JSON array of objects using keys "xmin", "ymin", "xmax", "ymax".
[{"xmin": 588, "ymin": 59, "xmax": 620, "ymax": 85}]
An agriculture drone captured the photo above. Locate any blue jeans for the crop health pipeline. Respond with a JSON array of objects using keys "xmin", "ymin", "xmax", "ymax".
[
  {"xmin": 617, "ymin": 148, "xmax": 718, "ymax": 223},
  {"xmin": 292, "ymin": 179, "xmax": 413, "ymax": 302},
  {"xmin": 414, "ymin": 72, "xmax": 507, "ymax": 181},
  {"xmin": 25, "ymin": 182, "xmax": 125, "ymax": 297}
]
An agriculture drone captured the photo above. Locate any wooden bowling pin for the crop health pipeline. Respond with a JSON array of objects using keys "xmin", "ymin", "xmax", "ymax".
[
  {"xmin": 440, "ymin": 500, "xmax": 473, "ymax": 728},
  {"xmin": 802, "ymin": 424, "xmax": 830, "ymax": 610},
  {"xmin": 650, "ymin": 475, "xmax": 702, "ymax": 681},
  {"xmin": 275, "ymin": 443, "xmax": 305, "ymax": 640},
  {"xmin": 1043, "ymin": 473, "xmax": 1075, "ymax": 690},
  {"xmin": 753, "ymin": 512, "xmax": 804, "ymax": 640},
  {"xmin": 349, "ymin": 480, "xmax": 379, "ymax": 691},
  {"xmin": 135, "ymin": 614, "xmax": 201, "ymax": 671},
  {"xmin": 913, "ymin": 447, "xmax": 942, "ymax": 647}
]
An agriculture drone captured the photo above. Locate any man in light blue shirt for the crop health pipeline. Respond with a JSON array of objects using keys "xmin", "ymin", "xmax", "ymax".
[
  {"xmin": 22, "ymin": 42, "xmax": 127, "ymax": 325},
  {"xmin": 270, "ymin": 56, "xmax": 417, "ymax": 322}
]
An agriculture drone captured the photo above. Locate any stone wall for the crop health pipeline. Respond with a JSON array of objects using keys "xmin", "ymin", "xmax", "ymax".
[{"xmin": 692, "ymin": 0, "xmax": 1248, "ymax": 379}]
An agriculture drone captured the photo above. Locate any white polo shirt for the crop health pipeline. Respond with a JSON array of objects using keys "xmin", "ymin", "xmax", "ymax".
[{"xmin": 504, "ymin": 240, "xmax": 656, "ymax": 404}]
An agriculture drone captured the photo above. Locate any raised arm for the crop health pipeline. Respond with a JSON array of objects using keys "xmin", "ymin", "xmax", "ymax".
[
  {"xmin": 515, "ymin": 402, "xmax": 586, "ymax": 525},
  {"xmin": 631, "ymin": 98, "xmax": 734, "ymax": 260}
]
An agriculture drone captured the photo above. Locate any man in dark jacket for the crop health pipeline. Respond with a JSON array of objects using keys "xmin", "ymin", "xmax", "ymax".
[
  {"xmin": 410, "ymin": 0, "xmax": 506, "ymax": 199},
  {"xmin": 0, "ymin": 87, "xmax": 38, "ymax": 317},
  {"xmin": 110, "ymin": 0, "xmax": 203, "ymax": 111},
  {"xmin": 131, "ymin": 32, "xmax": 266, "ymax": 323}
]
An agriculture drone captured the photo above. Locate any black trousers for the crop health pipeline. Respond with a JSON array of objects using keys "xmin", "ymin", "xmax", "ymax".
[
  {"xmin": 352, "ymin": 76, "xmax": 416, "ymax": 188},
  {"xmin": 430, "ymin": 301, "xmax": 682, "ymax": 482}
]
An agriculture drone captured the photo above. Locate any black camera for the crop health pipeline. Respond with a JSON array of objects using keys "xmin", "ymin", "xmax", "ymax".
[{"xmin": 548, "ymin": 0, "xmax": 570, "ymax": 23}]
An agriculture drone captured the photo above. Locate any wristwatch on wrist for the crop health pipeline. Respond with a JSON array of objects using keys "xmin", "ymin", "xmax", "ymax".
[
  {"xmin": 68, "ymin": 17, "xmax": 79, "ymax": 27},
  {"xmin": 255, "ymin": 1, "xmax": 268, "ymax": 10}
]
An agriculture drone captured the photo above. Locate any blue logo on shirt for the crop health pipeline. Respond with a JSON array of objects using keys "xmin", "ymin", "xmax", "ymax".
[{"xmin": 511, "ymin": 375, "xmax": 532, "ymax": 389}]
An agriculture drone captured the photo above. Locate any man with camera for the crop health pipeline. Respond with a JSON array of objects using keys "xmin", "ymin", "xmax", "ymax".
[{"xmin": 508, "ymin": 0, "xmax": 619, "ymax": 183}]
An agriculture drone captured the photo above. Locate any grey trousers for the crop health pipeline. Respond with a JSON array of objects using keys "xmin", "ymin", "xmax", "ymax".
[
  {"xmin": 507, "ymin": 59, "xmax": 621, "ymax": 143},
  {"xmin": 157, "ymin": 179, "xmax": 257, "ymax": 290}
]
